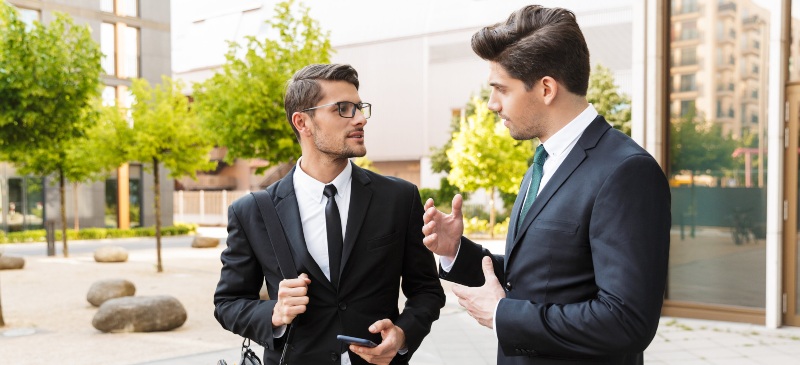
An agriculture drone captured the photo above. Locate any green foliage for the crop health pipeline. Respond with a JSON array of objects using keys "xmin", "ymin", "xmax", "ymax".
[
  {"xmin": 430, "ymin": 88, "xmax": 492, "ymax": 174},
  {"xmin": 587, "ymin": 64, "xmax": 631, "ymax": 135},
  {"xmin": 670, "ymin": 112, "xmax": 736, "ymax": 177},
  {"xmin": 446, "ymin": 96, "xmax": 533, "ymax": 194},
  {"xmin": 128, "ymin": 76, "xmax": 216, "ymax": 178},
  {"xmin": 194, "ymin": 0, "xmax": 332, "ymax": 171},
  {"xmin": 419, "ymin": 177, "xmax": 469, "ymax": 213},
  {"xmin": 0, "ymin": 224, "xmax": 198, "ymax": 244},
  {"xmin": 0, "ymin": 5, "xmax": 102, "ymax": 157}
]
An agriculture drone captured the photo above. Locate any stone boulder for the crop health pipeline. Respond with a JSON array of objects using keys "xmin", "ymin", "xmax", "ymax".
[
  {"xmin": 92, "ymin": 295, "xmax": 187, "ymax": 333},
  {"xmin": 0, "ymin": 255, "xmax": 25, "ymax": 270},
  {"xmin": 87, "ymin": 279, "xmax": 136, "ymax": 307},
  {"xmin": 191, "ymin": 236, "xmax": 220, "ymax": 248},
  {"xmin": 94, "ymin": 246, "xmax": 128, "ymax": 263}
]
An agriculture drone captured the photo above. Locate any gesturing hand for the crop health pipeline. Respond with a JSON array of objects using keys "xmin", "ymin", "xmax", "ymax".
[
  {"xmin": 421, "ymin": 194, "xmax": 464, "ymax": 258},
  {"xmin": 271, "ymin": 273, "xmax": 311, "ymax": 327},
  {"xmin": 452, "ymin": 257, "xmax": 506, "ymax": 328},
  {"xmin": 349, "ymin": 319, "xmax": 406, "ymax": 365}
]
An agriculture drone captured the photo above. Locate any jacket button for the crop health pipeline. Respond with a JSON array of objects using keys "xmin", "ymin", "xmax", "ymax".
[
  {"xmin": 506, "ymin": 281, "xmax": 512, "ymax": 290},
  {"xmin": 338, "ymin": 302, "xmax": 347, "ymax": 311},
  {"xmin": 330, "ymin": 351, "xmax": 339, "ymax": 361}
]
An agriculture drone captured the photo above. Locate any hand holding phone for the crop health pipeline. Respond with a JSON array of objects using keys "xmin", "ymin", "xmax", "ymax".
[{"xmin": 337, "ymin": 335, "xmax": 378, "ymax": 348}]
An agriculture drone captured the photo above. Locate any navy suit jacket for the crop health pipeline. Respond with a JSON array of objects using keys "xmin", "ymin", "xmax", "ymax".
[
  {"xmin": 443, "ymin": 116, "xmax": 671, "ymax": 364},
  {"xmin": 214, "ymin": 163, "xmax": 445, "ymax": 365}
]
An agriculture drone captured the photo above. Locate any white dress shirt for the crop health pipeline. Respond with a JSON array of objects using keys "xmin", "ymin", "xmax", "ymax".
[
  {"xmin": 440, "ymin": 104, "xmax": 599, "ymax": 336},
  {"xmin": 277, "ymin": 158, "xmax": 354, "ymax": 364}
]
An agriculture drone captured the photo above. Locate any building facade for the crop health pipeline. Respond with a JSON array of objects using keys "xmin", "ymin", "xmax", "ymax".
[{"xmin": 0, "ymin": 0, "xmax": 173, "ymax": 232}]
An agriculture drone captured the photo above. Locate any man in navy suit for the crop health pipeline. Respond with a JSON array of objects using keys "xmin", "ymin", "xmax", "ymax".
[
  {"xmin": 215, "ymin": 64, "xmax": 445, "ymax": 365},
  {"xmin": 422, "ymin": 5, "xmax": 670, "ymax": 365}
]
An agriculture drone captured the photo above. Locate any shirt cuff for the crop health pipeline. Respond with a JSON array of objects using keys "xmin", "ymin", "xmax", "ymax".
[
  {"xmin": 439, "ymin": 242, "xmax": 462, "ymax": 272},
  {"xmin": 398, "ymin": 346, "xmax": 409, "ymax": 355},
  {"xmin": 273, "ymin": 324, "xmax": 287, "ymax": 338},
  {"xmin": 492, "ymin": 298, "xmax": 501, "ymax": 339}
]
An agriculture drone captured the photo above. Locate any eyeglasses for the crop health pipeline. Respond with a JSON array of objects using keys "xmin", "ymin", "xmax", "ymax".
[{"xmin": 301, "ymin": 101, "xmax": 371, "ymax": 119}]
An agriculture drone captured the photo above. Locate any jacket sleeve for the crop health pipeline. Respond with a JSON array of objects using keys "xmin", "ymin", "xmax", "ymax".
[
  {"xmin": 439, "ymin": 236, "xmax": 505, "ymax": 287},
  {"xmin": 496, "ymin": 154, "xmax": 671, "ymax": 358},
  {"xmin": 213, "ymin": 201, "xmax": 281, "ymax": 351},
  {"xmin": 393, "ymin": 185, "xmax": 447, "ymax": 354}
]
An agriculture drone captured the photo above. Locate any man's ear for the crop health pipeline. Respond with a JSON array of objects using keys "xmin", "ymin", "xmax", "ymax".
[
  {"xmin": 292, "ymin": 111, "xmax": 310, "ymax": 136},
  {"xmin": 540, "ymin": 76, "xmax": 558, "ymax": 106}
]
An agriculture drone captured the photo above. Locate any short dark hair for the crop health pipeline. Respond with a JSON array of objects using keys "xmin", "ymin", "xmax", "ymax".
[
  {"xmin": 284, "ymin": 64, "xmax": 360, "ymax": 140},
  {"xmin": 471, "ymin": 5, "xmax": 590, "ymax": 96}
]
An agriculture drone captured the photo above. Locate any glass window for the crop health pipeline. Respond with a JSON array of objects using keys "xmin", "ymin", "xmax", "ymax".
[
  {"xmin": 668, "ymin": 0, "xmax": 769, "ymax": 309},
  {"xmin": 101, "ymin": 23, "xmax": 116, "ymax": 76},
  {"xmin": 121, "ymin": 25, "xmax": 139, "ymax": 78},
  {"xmin": 100, "ymin": 0, "xmax": 114, "ymax": 13},
  {"xmin": 119, "ymin": 0, "xmax": 138, "ymax": 17},
  {"xmin": 102, "ymin": 86, "xmax": 116, "ymax": 106},
  {"xmin": 16, "ymin": 8, "xmax": 40, "ymax": 28}
]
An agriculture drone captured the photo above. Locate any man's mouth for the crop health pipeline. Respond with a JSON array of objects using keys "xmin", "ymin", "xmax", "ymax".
[{"xmin": 347, "ymin": 130, "xmax": 364, "ymax": 139}]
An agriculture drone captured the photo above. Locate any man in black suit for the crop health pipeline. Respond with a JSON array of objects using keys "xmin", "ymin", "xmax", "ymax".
[
  {"xmin": 422, "ymin": 5, "xmax": 670, "ymax": 365},
  {"xmin": 214, "ymin": 64, "xmax": 445, "ymax": 365}
]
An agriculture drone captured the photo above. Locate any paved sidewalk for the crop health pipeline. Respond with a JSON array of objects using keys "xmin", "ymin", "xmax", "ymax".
[{"xmin": 0, "ymin": 227, "xmax": 799, "ymax": 364}]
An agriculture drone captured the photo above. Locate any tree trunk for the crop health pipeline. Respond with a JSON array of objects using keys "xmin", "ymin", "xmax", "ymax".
[
  {"xmin": 0, "ymin": 270, "xmax": 5, "ymax": 326},
  {"xmin": 154, "ymin": 157, "xmax": 163, "ymax": 273},
  {"xmin": 489, "ymin": 186, "xmax": 496, "ymax": 239},
  {"xmin": 60, "ymin": 169, "xmax": 68, "ymax": 257},
  {"xmin": 73, "ymin": 182, "xmax": 80, "ymax": 231}
]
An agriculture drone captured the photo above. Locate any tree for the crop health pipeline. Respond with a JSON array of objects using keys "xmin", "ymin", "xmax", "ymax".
[
  {"xmin": 0, "ymin": 5, "xmax": 103, "ymax": 257},
  {"xmin": 128, "ymin": 76, "xmax": 215, "ymax": 273},
  {"xmin": 446, "ymin": 96, "xmax": 533, "ymax": 237},
  {"xmin": 64, "ymin": 103, "xmax": 135, "ymax": 230},
  {"xmin": 587, "ymin": 64, "xmax": 631, "ymax": 135},
  {"xmin": 194, "ymin": 0, "xmax": 332, "ymax": 172}
]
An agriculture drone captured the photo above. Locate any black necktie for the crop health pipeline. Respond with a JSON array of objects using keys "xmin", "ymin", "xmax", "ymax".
[
  {"xmin": 516, "ymin": 144, "xmax": 548, "ymax": 232},
  {"xmin": 323, "ymin": 184, "xmax": 343, "ymax": 287}
]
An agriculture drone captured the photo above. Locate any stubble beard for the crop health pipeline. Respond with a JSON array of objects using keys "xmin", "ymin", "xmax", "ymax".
[{"xmin": 313, "ymin": 133, "xmax": 367, "ymax": 160}]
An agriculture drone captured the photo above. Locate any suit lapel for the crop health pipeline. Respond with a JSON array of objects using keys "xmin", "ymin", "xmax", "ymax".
[
  {"xmin": 273, "ymin": 167, "xmax": 334, "ymax": 292},
  {"xmin": 341, "ymin": 163, "xmax": 372, "ymax": 277},
  {"xmin": 509, "ymin": 116, "xmax": 611, "ymax": 253},
  {"xmin": 506, "ymin": 165, "xmax": 532, "ymax": 268}
]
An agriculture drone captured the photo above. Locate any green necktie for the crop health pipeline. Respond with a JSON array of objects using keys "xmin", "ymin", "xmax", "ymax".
[{"xmin": 516, "ymin": 144, "xmax": 548, "ymax": 232}]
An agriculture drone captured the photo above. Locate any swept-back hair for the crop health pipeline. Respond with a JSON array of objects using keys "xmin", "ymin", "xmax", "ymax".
[{"xmin": 471, "ymin": 5, "xmax": 590, "ymax": 96}]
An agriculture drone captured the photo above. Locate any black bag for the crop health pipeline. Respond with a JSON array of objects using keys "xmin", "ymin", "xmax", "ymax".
[
  {"xmin": 217, "ymin": 338, "xmax": 262, "ymax": 365},
  {"xmin": 239, "ymin": 338, "xmax": 263, "ymax": 365}
]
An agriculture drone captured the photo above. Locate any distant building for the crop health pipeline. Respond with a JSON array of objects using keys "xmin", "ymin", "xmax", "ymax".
[
  {"xmin": 172, "ymin": 2, "xmax": 633, "ymax": 189},
  {"xmin": 0, "ymin": 0, "xmax": 173, "ymax": 232}
]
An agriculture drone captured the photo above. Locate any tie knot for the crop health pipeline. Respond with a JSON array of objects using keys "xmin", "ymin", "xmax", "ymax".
[
  {"xmin": 533, "ymin": 144, "xmax": 548, "ymax": 166},
  {"xmin": 323, "ymin": 184, "xmax": 337, "ymax": 199}
]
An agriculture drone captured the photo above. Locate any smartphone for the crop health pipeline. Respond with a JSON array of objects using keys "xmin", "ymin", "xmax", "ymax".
[{"xmin": 337, "ymin": 335, "xmax": 378, "ymax": 348}]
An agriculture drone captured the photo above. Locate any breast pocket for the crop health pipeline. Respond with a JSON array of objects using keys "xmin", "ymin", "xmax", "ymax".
[
  {"xmin": 366, "ymin": 231, "xmax": 399, "ymax": 251},
  {"xmin": 531, "ymin": 219, "xmax": 581, "ymax": 248},
  {"xmin": 533, "ymin": 219, "xmax": 579, "ymax": 233}
]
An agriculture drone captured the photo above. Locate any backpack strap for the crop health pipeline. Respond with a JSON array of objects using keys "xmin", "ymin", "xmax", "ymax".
[{"xmin": 250, "ymin": 190, "xmax": 297, "ymax": 279}]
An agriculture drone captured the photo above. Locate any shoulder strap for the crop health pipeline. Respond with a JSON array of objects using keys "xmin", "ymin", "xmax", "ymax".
[{"xmin": 251, "ymin": 190, "xmax": 298, "ymax": 280}]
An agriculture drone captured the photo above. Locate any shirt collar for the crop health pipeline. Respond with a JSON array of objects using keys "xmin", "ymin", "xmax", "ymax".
[
  {"xmin": 294, "ymin": 157, "xmax": 353, "ymax": 203},
  {"xmin": 540, "ymin": 104, "xmax": 598, "ymax": 158}
]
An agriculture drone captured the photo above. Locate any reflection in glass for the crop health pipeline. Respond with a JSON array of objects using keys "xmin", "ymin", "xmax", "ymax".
[
  {"xmin": 668, "ymin": 0, "xmax": 769, "ymax": 308},
  {"xmin": 6, "ymin": 177, "xmax": 44, "ymax": 232}
]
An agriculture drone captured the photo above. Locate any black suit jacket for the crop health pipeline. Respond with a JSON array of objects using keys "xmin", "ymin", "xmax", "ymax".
[
  {"xmin": 443, "ymin": 116, "xmax": 671, "ymax": 364},
  {"xmin": 214, "ymin": 163, "xmax": 445, "ymax": 365}
]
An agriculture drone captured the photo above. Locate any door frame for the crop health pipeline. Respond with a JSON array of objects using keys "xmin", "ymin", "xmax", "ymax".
[{"xmin": 783, "ymin": 83, "xmax": 800, "ymax": 326}]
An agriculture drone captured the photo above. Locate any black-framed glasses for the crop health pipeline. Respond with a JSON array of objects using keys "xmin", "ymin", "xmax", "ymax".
[{"xmin": 301, "ymin": 101, "xmax": 371, "ymax": 119}]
